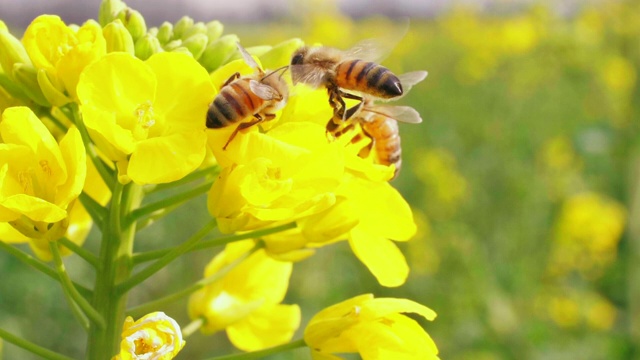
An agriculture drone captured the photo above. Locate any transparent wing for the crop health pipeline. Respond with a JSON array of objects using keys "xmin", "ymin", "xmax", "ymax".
[
  {"xmin": 290, "ymin": 64, "xmax": 327, "ymax": 88},
  {"xmin": 364, "ymin": 105, "xmax": 423, "ymax": 124},
  {"xmin": 343, "ymin": 20, "xmax": 409, "ymax": 62},
  {"xmin": 236, "ymin": 42, "xmax": 261, "ymax": 71},
  {"xmin": 398, "ymin": 71, "xmax": 428, "ymax": 88},
  {"xmin": 249, "ymin": 79, "xmax": 281, "ymax": 100}
]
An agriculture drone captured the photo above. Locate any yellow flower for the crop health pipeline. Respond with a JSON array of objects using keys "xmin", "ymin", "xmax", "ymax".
[
  {"xmin": 22, "ymin": 15, "xmax": 106, "ymax": 105},
  {"xmin": 207, "ymin": 121, "xmax": 343, "ymax": 233},
  {"xmin": 77, "ymin": 52, "xmax": 214, "ymax": 184},
  {"xmin": 304, "ymin": 294, "xmax": 439, "ymax": 360},
  {"xmin": 114, "ymin": 312, "xmax": 185, "ymax": 360},
  {"xmin": 188, "ymin": 240, "xmax": 300, "ymax": 351},
  {"xmin": 0, "ymin": 106, "xmax": 86, "ymax": 246}
]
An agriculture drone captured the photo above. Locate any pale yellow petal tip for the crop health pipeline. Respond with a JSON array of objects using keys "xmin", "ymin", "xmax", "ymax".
[{"xmin": 116, "ymin": 312, "xmax": 185, "ymax": 360}]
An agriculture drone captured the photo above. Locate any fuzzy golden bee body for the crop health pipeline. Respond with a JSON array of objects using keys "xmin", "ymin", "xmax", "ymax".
[{"xmin": 207, "ymin": 43, "xmax": 288, "ymax": 149}]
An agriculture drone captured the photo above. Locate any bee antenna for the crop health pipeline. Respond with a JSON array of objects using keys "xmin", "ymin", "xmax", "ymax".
[{"xmin": 261, "ymin": 65, "xmax": 289, "ymax": 81}]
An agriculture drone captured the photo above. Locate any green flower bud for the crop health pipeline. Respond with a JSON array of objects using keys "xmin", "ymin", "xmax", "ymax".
[
  {"xmin": 135, "ymin": 34, "xmax": 163, "ymax": 60},
  {"xmin": 103, "ymin": 19, "xmax": 135, "ymax": 54},
  {"xmin": 206, "ymin": 21, "xmax": 224, "ymax": 42},
  {"xmin": 0, "ymin": 20, "xmax": 7, "ymax": 32},
  {"xmin": 259, "ymin": 38, "xmax": 304, "ymax": 69},
  {"xmin": 173, "ymin": 16, "xmax": 194, "ymax": 40},
  {"xmin": 116, "ymin": 8, "xmax": 147, "ymax": 41},
  {"xmin": 0, "ymin": 72, "xmax": 29, "ymax": 103},
  {"xmin": 163, "ymin": 39, "xmax": 183, "ymax": 52},
  {"xmin": 170, "ymin": 47, "xmax": 193, "ymax": 57},
  {"xmin": 181, "ymin": 22, "xmax": 207, "ymax": 40},
  {"xmin": 147, "ymin": 27, "xmax": 158, "ymax": 37},
  {"xmin": 12, "ymin": 64, "xmax": 49, "ymax": 106},
  {"xmin": 157, "ymin": 22, "xmax": 174, "ymax": 44},
  {"xmin": 182, "ymin": 33, "xmax": 208, "ymax": 60},
  {"xmin": 0, "ymin": 28, "xmax": 32, "ymax": 77},
  {"xmin": 99, "ymin": 0, "xmax": 126, "ymax": 26},
  {"xmin": 37, "ymin": 68, "xmax": 72, "ymax": 106},
  {"xmin": 199, "ymin": 34, "xmax": 240, "ymax": 72}
]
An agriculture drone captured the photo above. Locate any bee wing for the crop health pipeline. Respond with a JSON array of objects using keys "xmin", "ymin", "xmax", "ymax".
[
  {"xmin": 364, "ymin": 105, "xmax": 423, "ymax": 124},
  {"xmin": 236, "ymin": 42, "xmax": 261, "ymax": 71},
  {"xmin": 290, "ymin": 64, "xmax": 327, "ymax": 88},
  {"xmin": 249, "ymin": 79, "xmax": 281, "ymax": 100},
  {"xmin": 342, "ymin": 38, "xmax": 388, "ymax": 63},
  {"xmin": 398, "ymin": 70, "xmax": 428, "ymax": 91}
]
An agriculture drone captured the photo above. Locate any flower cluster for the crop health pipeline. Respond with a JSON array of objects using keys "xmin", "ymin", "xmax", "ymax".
[{"xmin": 0, "ymin": 0, "xmax": 437, "ymax": 359}]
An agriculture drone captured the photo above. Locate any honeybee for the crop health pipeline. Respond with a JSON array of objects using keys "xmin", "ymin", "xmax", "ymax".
[
  {"xmin": 335, "ymin": 100, "xmax": 423, "ymax": 179},
  {"xmin": 289, "ymin": 41, "xmax": 427, "ymax": 134},
  {"xmin": 207, "ymin": 43, "xmax": 289, "ymax": 149}
]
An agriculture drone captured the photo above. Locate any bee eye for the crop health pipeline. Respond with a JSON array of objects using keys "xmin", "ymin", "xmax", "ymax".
[{"xmin": 291, "ymin": 53, "xmax": 304, "ymax": 65}]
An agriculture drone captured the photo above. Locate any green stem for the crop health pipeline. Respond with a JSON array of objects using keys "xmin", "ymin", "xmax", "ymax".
[
  {"xmin": 0, "ymin": 241, "xmax": 92, "ymax": 299},
  {"xmin": 126, "ymin": 243, "xmax": 259, "ymax": 318},
  {"xmin": 86, "ymin": 182, "xmax": 144, "ymax": 359},
  {"xmin": 73, "ymin": 104, "xmax": 116, "ymax": 188},
  {"xmin": 0, "ymin": 327, "xmax": 75, "ymax": 360},
  {"xmin": 135, "ymin": 202, "xmax": 183, "ymax": 232},
  {"xmin": 627, "ymin": 152, "xmax": 640, "ymax": 348},
  {"xmin": 117, "ymin": 219, "xmax": 217, "ymax": 294},
  {"xmin": 145, "ymin": 165, "xmax": 220, "ymax": 194},
  {"xmin": 49, "ymin": 242, "xmax": 92, "ymax": 331},
  {"xmin": 59, "ymin": 237, "xmax": 98, "ymax": 267},
  {"xmin": 125, "ymin": 180, "xmax": 213, "ymax": 227},
  {"xmin": 204, "ymin": 339, "xmax": 307, "ymax": 360},
  {"xmin": 78, "ymin": 191, "xmax": 107, "ymax": 231},
  {"xmin": 132, "ymin": 221, "xmax": 297, "ymax": 265}
]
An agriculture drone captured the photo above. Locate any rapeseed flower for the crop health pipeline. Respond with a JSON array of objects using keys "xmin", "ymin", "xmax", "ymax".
[
  {"xmin": 77, "ymin": 52, "xmax": 214, "ymax": 184},
  {"xmin": 305, "ymin": 294, "xmax": 439, "ymax": 360},
  {"xmin": 114, "ymin": 312, "xmax": 185, "ymax": 360},
  {"xmin": 188, "ymin": 240, "xmax": 300, "ymax": 351},
  {"xmin": 22, "ymin": 15, "xmax": 106, "ymax": 105},
  {"xmin": 0, "ymin": 106, "xmax": 85, "ymax": 248}
]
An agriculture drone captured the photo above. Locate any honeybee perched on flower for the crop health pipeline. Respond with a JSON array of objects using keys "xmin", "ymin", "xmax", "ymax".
[
  {"xmin": 207, "ymin": 43, "xmax": 289, "ymax": 149},
  {"xmin": 289, "ymin": 40, "xmax": 427, "ymax": 126}
]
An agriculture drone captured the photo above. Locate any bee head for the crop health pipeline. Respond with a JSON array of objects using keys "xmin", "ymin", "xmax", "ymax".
[{"xmin": 291, "ymin": 47, "xmax": 307, "ymax": 66}]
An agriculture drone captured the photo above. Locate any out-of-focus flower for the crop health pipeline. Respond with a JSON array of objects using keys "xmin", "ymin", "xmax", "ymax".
[
  {"xmin": 414, "ymin": 148, "xmax": 467, "ymax": 219},
  {"xmin": 77, "ymin": 52, "xmax": 214, "ymax": 184},
  {"xmin": 537, "ymin": 289, "xmax": 617, "ymax": 331},
  {"xmin": 601, "ymin": 55, "xmax": 636, "ymax": 94},
  {"xmin": 537, "ymin": 136, "xmax": 584, "ymax": 199},
  {"xmin": 0, "ymin": 107, "xmax": 86, "ymax": 251},
  {"xmin": 548, "ymin": 192, "xmax": 626, "ymax": 279},
  {"xmin": 22, "ymin": 15, "xmax": 106, "ymax": 105},
  {"xmin": 113, "ymin": 311, "xmax": 185, "ymax": 360},
  {"xmin": 188, "ymin": 240, "xmax": 300, "ymax": 351},
  {"xmin": 304, "ymin": 294, "xmax": 439, "ymax": 360}
]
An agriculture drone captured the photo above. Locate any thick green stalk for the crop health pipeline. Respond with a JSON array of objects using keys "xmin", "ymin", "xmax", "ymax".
[{"xmin": 86, "ymin": 182, "xmax": 144, "ymax": 359}]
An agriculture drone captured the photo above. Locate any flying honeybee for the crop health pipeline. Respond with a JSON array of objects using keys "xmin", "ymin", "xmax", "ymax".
[
  {"xmin": 290, "ymin": 40, "xmax": 428, "ymax": 126},
  {"xmin": 334, "ymin": 100, "xmax": 423, "ymax": 179},
  {"xmin": 207, "ymin": 43, "xmax": 289, "ymax": 149}
]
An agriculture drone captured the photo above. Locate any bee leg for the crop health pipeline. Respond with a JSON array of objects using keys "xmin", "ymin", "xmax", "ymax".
[
  {"xmin": 222, "ymin": 72, "xmax": 241, "ymax": 87},
  {"xmin": 222, "ymin": 113, "xmax": 277, "ymax": 150},
  {"xmin": 337, "ymin": 91, "xmax": 363, "ymax": 121},
  {"xmin": 355, "ymin": 125, "xmax": 374, "ymax": 159}
]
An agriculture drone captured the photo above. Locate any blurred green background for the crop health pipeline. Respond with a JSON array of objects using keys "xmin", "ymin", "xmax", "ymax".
[{"xmin": 1, "ymin": 0, "xmax": 639, "ymax": 359}]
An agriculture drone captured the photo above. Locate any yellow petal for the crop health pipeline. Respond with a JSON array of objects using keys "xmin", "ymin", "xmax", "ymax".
[
  {"xmin": 0, "ymin": 222, "xmax": 30, "ymax": 243},
  {"xmin": 54, "ymin": 127, "xmax": 86, "ymax": 207},
  {"xmin": 81, "ymin": 105, "xmax": 135, "ymax": 159},
  {"xmin": 128, "ymin": 131, "xmax": 207, "ymax": 184},
  {"xmin": 349, "ymin": 227, "xmax": 409, "ymax": 287},
  {"xmin": 1, "ymin": 194, "xmax": 67, "ymax": 222},
  {"xmin": 361, "ymin": 298, "xmax": 437, "ymax": 322},
  {"xmin": 227, "ymin": 304, "xmax": 301, "ymax": 351},
  {"xmin": 22, "ymin": 15, "xmax": 74, "ymax": 73}
]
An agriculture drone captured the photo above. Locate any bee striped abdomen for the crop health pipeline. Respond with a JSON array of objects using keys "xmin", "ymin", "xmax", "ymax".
[
  {"xmin": 336, "ymin": 60, "xmax": 403, "ymax": 99},
  {"xmin": 363, "ymin": 116, "xmax": 402, "ymax": 170},
  {"xmin": 206, "ymin": 81, "xmax": 263, "ymax": 129}
]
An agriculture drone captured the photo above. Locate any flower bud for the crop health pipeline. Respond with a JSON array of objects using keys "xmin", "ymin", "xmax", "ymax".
[
  {"xmin": 157, "ymin": 21, "xmax": 173, "ymax": 44},
  {"xmin": 37, "ymin": 68, "xmax": 72, "ymax": 106},
  {"xmin": 200, "ymin": 34, "xmax": 240, "ymax": 72},
  {"xmin": 0, "ymin": 20, "xmax": 7, "ymax": 31},
  {"xmin": 163, "ymin": 39, "xmax": 182, "ymax": 52},
  {"xmin": 12, "ymin": 63, "xmax": 49, "ymax": 106},
  {"xmin": 0, "ymin": 27, "xmax": 32, "ymax": 76},
  {"xmin": 98, "ymin": 0, "xmax": 126, "ymax": 26},
  {"xmin": 259, "ymin": 38, "xmax": 305, "ymax": 69},
  {"xmin": 173, "ymin": 16, "xmax": 194, "ymax": 40},
  {"xmin": 103, "ymin": 19, "xmax": 134, "ymax": 54},
  {"xmin": 183, "ymin": 33, "xmax": 208, "ymax": 60},
  {"xmin": 181, "ymin": 22, "xmax": 206, "ymax": 40},
  {"xmin": 116, "ymin": 8, "xmax": 147, "ymax": 41},
  {"xmin": 0, "ymin": 72, "xmax": 29, "ymax": 102},
  {"xmin": 134, "ymin": 34, "xmax": 163, "ymax": 60},
  {"xmin": 170, "ymin": 47, "xmax": 193, "ymax": 57},
  {"xmin": 206, "ymin": 20, "xmax": 224, "ymax": 42}
]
